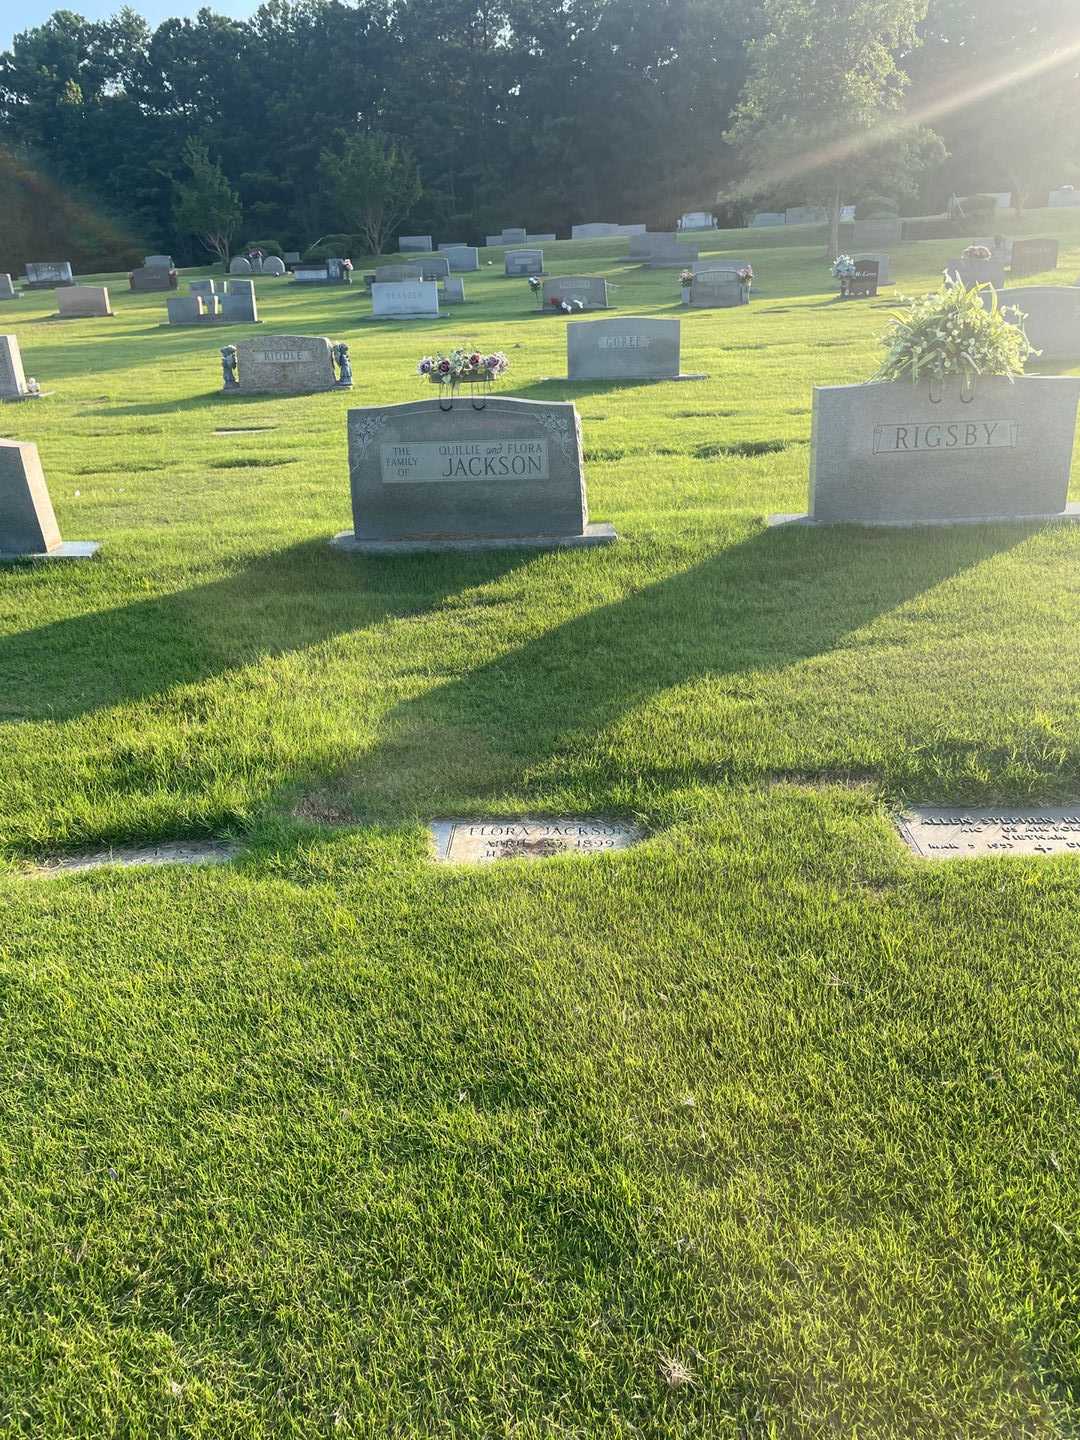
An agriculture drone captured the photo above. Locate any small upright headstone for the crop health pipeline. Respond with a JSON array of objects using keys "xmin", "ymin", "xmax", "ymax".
[
  {"xmin": 229, "ymin": 334, "xmax": 340, "ymax": 393},
  {"xmin": 440, "ymin": 246, "xmax": 479, "ymax": 273},
  {"xmin": 0, "ymin": 334, "xmax": 36, "ymax": 400},
  {"xmin": 567, "ymin": 317, "xmax": 682, "ymax": 381},
  {"xmin": 283, "ymin": 252, "xmax": 301, "ymax": 265},
  {"xmin": 854, "ymin": 252, "xmax": 891, "ymax": 284},
  {"xmin": 542, "ymin": 276, "xmax": 608, "ymax": 309},
  {"xmin": 506, "ymin": 249, "xmax": 544, "ymax": 277},
  {"xmin": 645, "ymin": 238, "xmax": 699, "ymax": 267},
  {"xmin": 501, "ymin": 228, "xmax": 527, "ymax": 245},
  {"xmin": 443, "ymin": 277, "xmax": 466, "ymax": 304},
  {"xmin": 371, "ymin": 280, "xmax": 440, "ymax": 317},
  {"xmin": 0, "ymin": 439, "xmax": 99, "ymax": 560},
  {"xmin": 416, "ymin": 255, "xmax": 451, "ymax": 280},
  {"xmin": 220, "ymin": 278, "xmax": 258, "ymax": 322},
  {"xmin": 229, "ymin": 256, "xmax": 253, "ymax": 275},
  {"xmin": 130, "ymin": 265, "xmax": 178, "ymax": 292},
  {"xmin": 24, "ymin": 261, "xmax": 74, "ymax": 289},
  {"xmin": 1010, "ymin": 238, "xmax": 1059, "ymax": 278},
  {"xmin": 750, "ymin": 212, "xmax": 785, "ymax": 227},
  {"xmin": 334, "ymin": 395, "xmax": 616, "ymax": 551},
  {"xmin": 399, "ymin": 235, "xmax": 434, "ymax": 253},
  {"xmin": 689, "ymin": 272, "xmax": 745, "ymax": 308},
  {"xmin": 0, "ymin": 275, "xmax": 19, "ymax": 301},
  {"xmin": 167, "ymin": 295, "xmax": 214, "ymax": 325},
  {"xmin": 374, "ymin": 264, "xmax": 424, "ymax": 284},
  {"xmin": 57, "ymin": 285, "xmax": 113, "ymax": 318},
  {"xmin": 145, "ymin": 254, "xmax": 174, "ymax": 269},
  {"xmin": 189, "ymin": 279, "xmax": 217, "ymax": 299},
  {"xmin": 261, "ymin": 256, "xmax": 287, "ymax": 276},
  {"xmin": 680, "ymin": 211, "xmax": 717, "ymax": 229}
]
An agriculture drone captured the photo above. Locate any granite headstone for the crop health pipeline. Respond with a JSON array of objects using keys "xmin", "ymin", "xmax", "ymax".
[
  {"xmin": 985, "ymin": 286, "xmax": 1080, "ymax": 361},
  {"xmin": 541, "ymin": 276, "xmax": 608, "ymax": 309},
  {"xmin": 57, "ymin": 285, "xmax": 112, "ymax": 318},
  {"xmin": 25, "ymin": 262, "xmax": 74, "ymax": 289},
  {"xmin": 231, "ymin": 334, "xmax": 338, "ymax": 393},
  {"xmin": 567, "ymin": 317, "xmax": 681, "ymax": 380},
  {"xmin": 371, "ymin": 280, "xmax": 439, "ymax": 316},
  {"xmin": 506, "ymin": 249, "xmax": 544, "ymax": 277},
  {"xmin": 0, "ymin": 439, "xmax": 99, "ymax": 559}
]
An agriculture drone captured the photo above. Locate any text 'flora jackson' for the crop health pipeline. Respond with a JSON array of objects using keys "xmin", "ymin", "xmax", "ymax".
[{"xmin": 436, "ymin": 441, "xmax": 546, "ymax": 478}]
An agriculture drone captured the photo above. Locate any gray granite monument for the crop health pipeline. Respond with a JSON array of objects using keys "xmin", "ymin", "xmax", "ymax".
[
  {"xmin": 0, "ymin": 439, "xmax": 99, "ymax": 560},
  {"xmin": 371, "ymin": 280, "xmax": 439, "ymax": 316},
  {"xmin": 24, "ymin": 262, "xmax": 74, "ymax": 289},
  {"xmin": 374, "ymin": 264, "xmax": 424, "ymax": 284},
  {"xmin": 506, "ymin": 249, "xmax": 544, "ymax": 277},
  {"xmin": 689, "ymin": 272, "xmax": 746, "ymax": 308},
  {"xmin": 442, "ymin": 277, "xmax": 466, "ymax": 304},
  {"xmin": 0, "ymin": 335, "xmax": 38, "ymax": 400},
  {"xmin": 853, "ymin": 219, "xmax": 903, "ymax": 248},
  {"xmin": 1010, "ymin": 238, "xmax": 1060, "ymax": 278},
  {"xmin": 130, "ymin": 265, "xmax": 178, "ymax": 292},
  {"xmin": 228, "ymin": 334, "xmax": 343, "ymax": 393},
  {"xmin": 333, "ymin": 396, "xmax": 616, "ymax": 551},
  {"xmin": 399, "ymin": 235, "xmax": 433, "ymax": 252},
  {"xmin": 542, "ymin": 276, "xmax": 608, "ymax": 309},
  {"xmin": 775, "ymin": 376, "xmax": 1080, "ymax": 525},
  {"xmin": 145, "ymin": 254, "xmax": 174, "ymax": 269},
  {"xmin": 57, "ymin": 285, "xmax": 113, "ymax": 318},
  {"xmin": 0, "ymin": 275, "xmax": 19, "ymax": 301},
  {"xmin": 439, "ymin": 246, "xmax": 479, "ymax": 272},
  {"xmin": 567, "ymin": 317, "xmax": 694, "ymax": 381},
  {"xmin": 984, "ymin": 286, "xmax": 1080, "ymax": 361}
]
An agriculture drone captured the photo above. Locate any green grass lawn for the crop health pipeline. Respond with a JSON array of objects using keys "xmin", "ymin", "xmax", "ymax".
[{"xmin": 2, "ymin": 213, "xmax": 1080, "ymax": 1436}]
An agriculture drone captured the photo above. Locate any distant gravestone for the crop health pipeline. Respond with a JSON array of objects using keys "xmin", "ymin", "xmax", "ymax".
[
  {"xmin": 567, "ymin": 317, "xmax": 682, "ymax": 381},
  {"xmin": 57, "ymin": 285, "xmax": 113, "ymax": 318},
  {"xmin": 750, "ymin": 212, "xmax": 785, "ymax": 227},
  {"xmin": 440, "ymin": 246, "xmax": 479, "ymax": 272},
  {"xmin": 375, "ymin": 264, "xmax": 424, "ymax": 284},
  {"xmin": 189, "ymin": 279, "xmax": 217, "ymax": 299},
  {"xmin": 983, "ymin": 286, "xmax": 1080, "ymax": 361},
  {"xmin": 326, "ymin": 258, "xmax": 352, "ymax": 284},
  {"xmin": 689, "ymin": 272, "xmax": 745, "ymax": 308},
  {"xmin": 399, "ymin": 235, "xmax": 433, "ymax": 252},
  {"xmin": 945, "ymin": 256, "xmax": 1005, "ymax": 290},
  {"xmin": 230, "ymin": 334, "xmax": 339, "ymax": 393},
  {"xmin": 1010, "ymin": 238, "xmax": 1059, "ymax": 278},
  {"xmin": 527, "ymin": 233, "xmax": 557, "ymax": 243},
  {"xmin": 292, "ymin": 264, "xmax": 329, "ymax": 284},
  {"xmin": 542, "ymin": 276, "xmax": 608, "ymax": 309},
  {"xmin": 130, "ymin": 265, "xmax": 177, "ymax": 292},
  {"xmin": 221, "ymin": 278, "xmax": 258, "ymax": 322},
  {"xmin": 627, "ymin": 232, "xmax": 667, "ymax": 259},
  {"xmin": 333, "ymin": 395, "xmax": 615, "ymax": 551},
  {"xmin": 784, "ymin": 206, "xmax": 827, "ymax": 225},
  {"xmin": 416, "ymin": 255, "xmax": 451, "ymax": 280},
  {"xmin": 283, "ymin": 252, "xmax": 301, "ymax": 265},
  {"xmin": 229, "ymin": 256, "xmax": 253, "ymax": 275},
  {"xmin": 840, "ymin": 259, "xmax": 879, "ymax": 298},
  {"xmin": 442, "ymin": 277, "xmax": 466, "ymax": 304},
  {"xmin": 0, "ymin": 275, "xmax": 19, "ymax": 301},
  {"xmin": 145, "ymin": 254, "xmax": 174, "ymax": 269},
  {"xmin": 371, "ymin": 280, "xmax": 439, "ymax": 317},
  {"xmin": 680, "ymin": 211, "xmax": 717, "ymax": 230},
  {"xmin": 501, "ymin": 228, "xmax": 527, "ymax": 244},
  {"xmin": 0, "ymin": 334, "xmax": 35, "ymax": 399},
  {"xmin": 261, "ymin": 256, "xmax": 286, "ymax": 276},
  {"xmin": 24, "ymin": 262, "xmax": 73, "ymax": 289},
  {"xmin": 690, "ymin": 259, "xmax": 750, "ymax": 276},
  {"xmin": 506, "ymin": 249, "xmax": 544, "ymax": 277},
  {"xmin": 1049, "ymin": 188, "xmax": 1080, "ymax": 208},
  {"xmin": 645, "ymin": 238, "xmax": 699, "ymax": 268},
  {"xmin": 571, "ymin": 223, "xmax": 645, "ymax": 239},
  {"xmin": 0, "ymin": 439, "xmax": 98, "ymax": 560},
  {"xmin": 853, "ymin": 219, "xmax": 902, "ymax": 248},
  {"xmin": 167, "ymin": 295, "xmax": 215, "ymax": 325},
  {"xmin": 854, "ymin": 252, "xmax": 891, "ymax": 284}
]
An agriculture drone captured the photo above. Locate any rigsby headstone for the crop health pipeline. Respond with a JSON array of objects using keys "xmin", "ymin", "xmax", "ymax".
[
  {"xmin": 230, "ymin": 334, "xmax": 339, "ymax": 393},
  {"xmin": 567, "ymin": 317, "xmax": 682, "ymax": 381},
  {"xmin": 506, "ymin": 249, "xmax": 544, "ymax": 277},
  {"xmin": 57, "ymin": 285, "xmax": 113, "ymax": 318},
  {"xmin": 984, "ymin": 286, "xmax": 1080, "ymax": 362},
  {"xmin": 371, "ymin": 280, "xmax": 440, "ymax": 317},
  {"xmin": 334, "ymin": 395, "xmax": 616, "ymax": 550},
  {"xmin": 24, "ymin": 261, "xmax": 74, "ymax": 289},
  {"xmin": 0, "ymin": 439, "xmax": 99, "ymax": 560},
  {"xmin": 541, "ymin": 276, "xmax": 608, "ymax": 309}
]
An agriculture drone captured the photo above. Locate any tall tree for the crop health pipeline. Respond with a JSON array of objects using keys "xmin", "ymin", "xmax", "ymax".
[
  {"xmin": 173, "ymin": 136, "xmax": 242, "ymax": 266},
  {"xmin": 727, "ymin": 0, "xmax": 940, "ymax": 254},
  {"xmin": 319, "ymin": 131, "xmax": 422, "ymax": 256}
]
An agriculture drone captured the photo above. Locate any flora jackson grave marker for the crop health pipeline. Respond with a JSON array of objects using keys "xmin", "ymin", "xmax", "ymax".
[{"xmin": 430, "ymin": 818, "xmax": 641, "ymax": 864}]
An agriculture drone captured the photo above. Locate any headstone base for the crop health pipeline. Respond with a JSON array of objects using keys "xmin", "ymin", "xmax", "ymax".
[
  {"xmin": 24, "ymin": 280, "xmax": 74, "ymax": 290},
  {"xmin": 767, "ymin": 504, "xmax": 1080, "ymax": 529},
  {"xmin": 330, "ymin": 522, "xmax": 617, "ymax": 553},
  {"xmin": 542, "ymin": 373, "xmax": 708, "ymax": 384},
  {"xmin": 0, "ymin": 540, "xmax": 101, "ymax": 562}
]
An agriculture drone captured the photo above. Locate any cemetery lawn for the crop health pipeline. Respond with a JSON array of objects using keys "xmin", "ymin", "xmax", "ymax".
[{"xmin": 3, "ymin": 213, "xmax": 1080, "ymax": 1437}]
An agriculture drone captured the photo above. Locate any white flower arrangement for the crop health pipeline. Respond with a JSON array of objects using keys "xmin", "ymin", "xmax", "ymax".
[{"xmin": 874, "ymin": 282, "xmax": 1036, "ymax": 384}]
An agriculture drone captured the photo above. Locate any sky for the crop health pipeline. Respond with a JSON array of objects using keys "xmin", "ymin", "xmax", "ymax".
[{"xmin": 3, "ymin": 0, "xmax": 257, "ymax": 51}]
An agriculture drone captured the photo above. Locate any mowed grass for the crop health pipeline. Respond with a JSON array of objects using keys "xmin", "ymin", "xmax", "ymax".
[{"xmin": 2, "ymin": 214, "xmax": 1080, "ymax": 1435}]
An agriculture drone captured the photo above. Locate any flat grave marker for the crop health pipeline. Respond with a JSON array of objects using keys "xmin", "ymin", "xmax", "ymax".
[
  {"xmin": 430, "ymin": 818, "xmax": 641, "ymax": 863},
  {"xmin": 898, "ymin": 808, "xmax": 1080, "ymax": 859}
]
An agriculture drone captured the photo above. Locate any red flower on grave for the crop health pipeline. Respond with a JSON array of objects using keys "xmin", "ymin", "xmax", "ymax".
[{"xmin": 438, "ymin": 359, "xmax": 451, "ymax": 373}]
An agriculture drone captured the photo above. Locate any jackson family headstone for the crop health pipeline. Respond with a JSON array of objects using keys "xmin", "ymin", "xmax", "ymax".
[{"xmin": 333, "ymin": 395, "xmax": 616, "ymax": 551}]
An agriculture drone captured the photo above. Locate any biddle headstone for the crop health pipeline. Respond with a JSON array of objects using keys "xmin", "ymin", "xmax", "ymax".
[
  {"xmin": 334, "ymin": 396, "xmax": 616, "ymax": 551},
  {"xmin": 230, "ymin": 334, "xmax": 339, "ymax": 393}
]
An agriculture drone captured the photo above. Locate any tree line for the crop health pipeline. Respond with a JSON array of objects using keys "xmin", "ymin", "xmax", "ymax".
[{"xmin": 0, "ymin": 0, "xmax": 1076, "ymax": 265}]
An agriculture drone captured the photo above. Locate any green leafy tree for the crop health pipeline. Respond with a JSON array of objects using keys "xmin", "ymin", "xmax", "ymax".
[
  {"xmin": 727, "ymin": 0, "xmax": 942, "ymax": 254},
  {"xmin": 173, "ymin": 136, "xmax": 242, "ymax": 266},
  {"xmin": 319, "ymin": 132, "xmax": 422, "ymax": 257}
]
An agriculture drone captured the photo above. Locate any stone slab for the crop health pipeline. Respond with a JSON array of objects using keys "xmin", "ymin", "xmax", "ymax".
[
  {"xmin": 0, "ymin": 275, "xmax": 18, "ymax": 299},
  {"xmin": 371, "ymin": 280, "xmax": 439, "ymax": 316},
  {"xmin": 415, "ymin": 256, "xmax": 451, "ymax": 280},
  {"xmin": 331, "ymin": 524, "xmax": 617, "ymax": 553},
  {"xmin": 768, "ymin": 503, "xmax": 1080, "ymax": 529},
  {"xmin": 56, "ymin": 285, "xmax": 112, "ymax": 317},
  {"xmin": 399, "ymin": 235, "xmax": 433, "ymax": 252},
  {"xmin": 680, "ymin": 211, "xmax": 717, "ymax": 229},
  {"xmin": 440, "ymin": 246, "xmax": 479, "ymax": 272},
  {"xmin": 0, "ymin": 438, "xmax": 97, "ymax": 559},
  {"xmin": 0, "ymin": 334, "xmax": 29, "ymax": 399},
  {"xmin": 228, "ymin": 256, "xmax": 252, "ymax": 275},
  {"xmin": 567, "ymin": 316, "xmax": 681, "ymax": 380},
  {"xmin": 689, "ymin": 273, "xmax": 746, "ymax": 308},
  {"xmin": 988, "ymin": 286, "xmax": 1080, "ymax": 360},
  {"xmin": 897, "ymin": 808, "xmax": 1080, "ymax": 859},
  {"xmin": 30, "ymin": 840, "xmax": 237, "ymax": 874},
  {"xmin": 506, "ymin": 249, "xmax": 544, "ymax": 277},
  {"xmin": 145, "ymin": 254, "xmax": 174, "ymax": 269},
  {"xmin": 25, "ymin": 261, "xmax": 73, "ymax": 287},
  {"xmin": 429, "ymin": 817, "xmax": 640, "ymax": 863},
  {"xmin": 130, "ymin": 266, "xmax": 177, "ymax": 292},
  {"xmin": 571, "ymin": 223, "xmax": 646, "ymax": 239},
  {"xmin": 442, "ymin": 277, "xmax": 466, "ymax": 304},
  {"xmin": 854, "ymin": 252, "xmax": 892, "ymax": 285},
  {"xmin": 808, "ymin": 376, "xmax": 1080, "ymax": 524},
  {"xmin": 374, "ymin": 264, "xmax": 424, "ymax": 284},
  {"xmin": 0, "ymin": 539, "xmax": 101, "ymax": 562},
  {"xmin": 750, "ymin": 212, "xmax": 785, "ymax": 227},
  {"xmin": 946, "ymin": 258, "xmax": 1005, "ymax": 290},
  {"xmin": 344, "ymin": 394, "xmax": 603, "ymax": 542},
  {"xmin": 232, "ymin": 333, "xmax": 337, "ymax": 393},
  {"xmin": 784, "ymin": 206, "xmax": 827, "ymax": 225}
]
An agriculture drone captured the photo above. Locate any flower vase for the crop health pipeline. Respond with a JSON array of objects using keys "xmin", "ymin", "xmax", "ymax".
[{"xmin": 681, "ymin": 286, "xmax": 691, "ymax": 305}]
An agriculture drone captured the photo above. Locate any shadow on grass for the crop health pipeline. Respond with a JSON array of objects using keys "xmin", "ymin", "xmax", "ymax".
[
  {"xmin": 279, "ymin": 521, "xmax": 1032, "ymax": 820},
  {"xmin": 0, "ymin": 540, "xmax": 530, "ymax": 724}
]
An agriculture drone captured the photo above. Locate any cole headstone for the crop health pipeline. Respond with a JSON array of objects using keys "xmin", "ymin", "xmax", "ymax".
[
  {"xmin": 567, "ymin": 317, "xmax": 681, "ymax": 381},
  {"xmin": 0, "ymin": 439, "xmax": 99, "ymax": 560},
  {"xmin": 334, "ymin": 395, "xmax": 615, "ymax": 550}
]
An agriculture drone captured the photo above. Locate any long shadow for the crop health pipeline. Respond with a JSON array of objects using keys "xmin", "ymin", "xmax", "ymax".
[
  {"xmin": 284, "ymin": 522, "xmax": 1032, "ymax": 817},
  {"xmin": 0, "ymin": 540, "xmax": 530, "ymax": 724}
]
